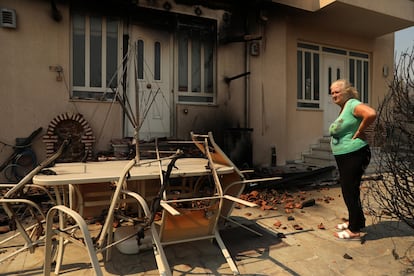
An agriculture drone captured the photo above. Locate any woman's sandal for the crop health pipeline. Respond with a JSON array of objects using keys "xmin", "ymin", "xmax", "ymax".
[
  {"xmin": 335, "ymin": 222, "xmax": 349, "ymax": 230},
  {"xmin": 334, "ymin": 230, "xmax": 360, "ymax": 241}
]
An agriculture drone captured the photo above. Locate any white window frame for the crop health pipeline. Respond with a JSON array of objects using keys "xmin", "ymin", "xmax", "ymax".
[
  {"xmin": 348, "ymin": 52, "xmax": 370, "ymax": 103},
  {"xmin": 297, "ymin": 43, "xmax": 320, "ymax": 108},
  {"xmin": 70, "ymin": 12, "xmax": 123, "ymax": 101},
  {"xmin": 175, "ymin": 23, "xmax": 216, "ymax": 104},
  {"xmin": 297, "ymin": 42, "xmax": 370, "ymax": 108}
]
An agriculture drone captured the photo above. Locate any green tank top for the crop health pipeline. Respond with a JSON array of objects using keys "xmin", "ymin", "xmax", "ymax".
[{"xmin": 329, "ymin": 98, "xmax": 368, "ymax": 155}]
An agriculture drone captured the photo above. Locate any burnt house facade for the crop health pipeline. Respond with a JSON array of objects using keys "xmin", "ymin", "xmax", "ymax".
[{"xmin": 1, "ymin": 0, "xmax": 413, "ymax": 180}]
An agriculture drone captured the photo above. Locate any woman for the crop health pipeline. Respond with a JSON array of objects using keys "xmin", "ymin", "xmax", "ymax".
[{"xmin": 329, "ymin": 79, "xmax": 376, "ymax": 240}]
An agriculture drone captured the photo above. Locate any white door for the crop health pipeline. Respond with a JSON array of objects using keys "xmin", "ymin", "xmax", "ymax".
[
  {"xmin": 125, "ymin": 25, "xmax": 171, "ymax": 141},
  {"xmin": 322, "ymin": 55, "xmax": 347, "ymax": 135}
]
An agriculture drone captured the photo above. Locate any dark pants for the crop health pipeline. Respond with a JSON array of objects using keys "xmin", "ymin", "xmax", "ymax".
[{"xmin": 334, "ymin": 145, "xmax": 371, "ymax": 232}]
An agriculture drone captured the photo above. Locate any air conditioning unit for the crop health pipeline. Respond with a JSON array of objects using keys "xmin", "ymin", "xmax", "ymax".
[{"xmin": 0, "ymin": 8, "xmax": 16, "ymax": 29}]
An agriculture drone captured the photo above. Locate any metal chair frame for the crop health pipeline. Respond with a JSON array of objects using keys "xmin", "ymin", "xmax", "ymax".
[
  {"xmin": 43, "ymin": 133, "xmax": 260, "ymax": 275},
  {"xmin": 0, "ymin": 140, "xmax": 69, "ymax": 263}
]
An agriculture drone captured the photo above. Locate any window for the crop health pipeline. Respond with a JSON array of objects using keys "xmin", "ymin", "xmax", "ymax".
[
  {"xmin": 297, "ymin": 43, "xmax": 320, "ymax": 108},
  {"xmin": 176, "ymin": 21, "xmax": 216, "ymax": 104},
  {"xmin": 349, "ymin": 52, "xmax": 369, "ymax": 103},
  {"xmin": 137, "ymin": 39, "xmax": 144, "ymax": 79},
  {"xmin": 71, "ymin": 12, "xmax": 121, "ymax": 100},
  {"xmin": 136, "ymin": 39, "xmax": 161, "ymax": 80},
  {"xmin": 297, "ymin": 43, "xmax": 370, "ymax": 108}
]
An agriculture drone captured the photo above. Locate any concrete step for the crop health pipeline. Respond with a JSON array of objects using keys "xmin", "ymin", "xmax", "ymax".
[
  {"xmin": 314, "ymin": 144, "xmax": 331, "ymax": 151},
  {"xmin": 302, "ymin": 154, "xmax": 337, "ymax": 167},
  {"xmin": 310, "ymin": 147, "xmax": 334, "ymax": 158},
  {"xmin": 318, "ymin": 136, "xmax": 331, "ymax": 145},
  {"xmin": 301, "ymin": 137, "xmax": 386, "ymax": 172},
  {"xmin": 301, "ymin": 136, "xmax": 335, "ymax": 168}
]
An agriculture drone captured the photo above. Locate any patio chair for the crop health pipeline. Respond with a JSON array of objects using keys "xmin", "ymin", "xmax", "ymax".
[
  {"xmin": 191, "ymin": 132, "xmax": 281, "ymax": 235},
  {"xmin": 43, "ymin": 155, "xmax": 175, "ymax": 276},
  {"xmin": 0, "ymin": 140, "xmax": 70, "ymax": 263},
  {"xmin": 43, "ymin": 134, "xmax": 260, "ymax": 275},
  {"xmin": 147, "ymin": 133, "xmax": 261, "ymax": 275}
]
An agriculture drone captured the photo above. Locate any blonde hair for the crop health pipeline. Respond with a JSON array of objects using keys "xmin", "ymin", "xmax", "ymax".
[{"xmin": 331, "ymin": 79, "xmax": 359, "ymax": 99}]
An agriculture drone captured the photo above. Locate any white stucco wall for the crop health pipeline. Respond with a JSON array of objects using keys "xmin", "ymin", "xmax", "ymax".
[
  {"xmin": 0, "ymin": 0, "xmax": 406, "ymax": 182},
  {"xmin": 0, "ymin": 0, "xmax": 123, "ymax": 182}
]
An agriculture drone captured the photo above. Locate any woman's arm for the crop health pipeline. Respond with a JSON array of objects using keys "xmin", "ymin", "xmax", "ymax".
[{"xmin": 353, "ymin": 103, "xmax": 377, "ymax": 140}]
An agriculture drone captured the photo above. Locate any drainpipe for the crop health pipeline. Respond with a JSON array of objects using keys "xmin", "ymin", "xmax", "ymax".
[
  {"xmin": 244, "ymin": 42, "xmax": 250, "ymax": 128},
  {"xmin": 244, "ymin": 19, "xmax": 250, "ymax": 128}
]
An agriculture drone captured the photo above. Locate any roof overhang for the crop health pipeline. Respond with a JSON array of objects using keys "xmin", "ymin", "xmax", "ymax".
[
  {"xmin": 272, "ymin": 0, "xmax": 414, "ymax": 38},
  {"xmin": 69, "ymin": 0, "xmax": 414, "ymax": 38}
]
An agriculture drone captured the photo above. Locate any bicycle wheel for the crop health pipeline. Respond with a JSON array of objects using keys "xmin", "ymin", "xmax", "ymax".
[
  {"xmin": 3, "ymin": 164, "xmax": 20, "ymax": 183},
  {"xmin": 14, "ymin": 149, "xmax": 37, "ymax": 180},
  {"xmin": 15, "ymin": 149, "xmax": 37, "ymax": 167}
]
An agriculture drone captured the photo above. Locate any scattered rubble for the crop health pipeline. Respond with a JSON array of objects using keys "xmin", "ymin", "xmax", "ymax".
[
  {"xmin": 317, "ymin": 223, "xmax": 326, "ymax": 230},
  {"xmin": 293, "ymin": 224, "xmax": 303, "ymax": 230},
  {"xmin": 238, "ymin": 186, "xmax": 339, "ymax": 233},
  {"xmin": 239, "ymin": 188, "xmax": 327, "ymax": 212},
  {"xmin": 343, "ymin": 253, "xmax": 353, "ymax": 260},
  {"xmin": 273, "ymin": 220, "xmax": 282, "ymax": 228}
]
